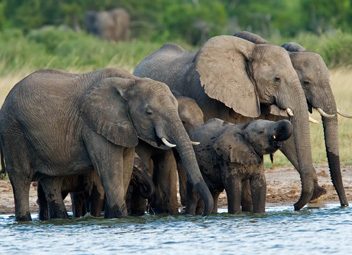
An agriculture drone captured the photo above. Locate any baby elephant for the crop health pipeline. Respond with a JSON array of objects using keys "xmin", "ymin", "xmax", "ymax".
[{"xmin": 186, "ymin": 118, "xmax": 293, "ymax": 214}]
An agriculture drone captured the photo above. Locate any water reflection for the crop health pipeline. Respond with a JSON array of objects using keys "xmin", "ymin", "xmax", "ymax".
[{"xmin": 0, "ymin": 204, "xmax": 351, "ymax": 255}]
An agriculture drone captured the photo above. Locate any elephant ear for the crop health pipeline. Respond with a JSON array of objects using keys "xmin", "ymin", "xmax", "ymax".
[
  {"xmin": 196, "ymin": 35, "xmax": 260, "ymax": 118},
  {"xmin": 213, "ymin": 129, "xmax": 261, "ymax": 165},
  {"xmin": 80, "ymin": 77, "xmax": 138, "ymax": 148}
]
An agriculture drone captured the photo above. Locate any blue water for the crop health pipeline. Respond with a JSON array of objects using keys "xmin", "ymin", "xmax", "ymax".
[{"xmin": 0, "ymin": 204, "xmax": 351, "ymax": 255}]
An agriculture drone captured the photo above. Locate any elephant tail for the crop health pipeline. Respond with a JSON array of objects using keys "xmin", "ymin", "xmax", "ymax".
[{"xmin": 0, "ymin": 143, "xmax": 6, "ymax": 178}]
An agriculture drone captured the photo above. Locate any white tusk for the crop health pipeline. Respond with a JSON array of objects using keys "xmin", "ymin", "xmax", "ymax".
[
  {"xmin": 309, "ymin": 115, "xmax": 319, "ymax": 124},
  {"xmin": 191, "ymin": 141, "xmax": 200, "ymax": 145},
  {"xmin": 317, "ymin": 108, "xmax": 335, "ymax": 118},
  {"xmin": 161, "ymin": 137, "xmax": 176, "ymax": 148},
  {"xmin": 286, "ymin": 108, "xmax": 294, "ymax": 117},
  {"xmin": 337, "ymin": 108, "xmax": 352, "ymax": 119}
]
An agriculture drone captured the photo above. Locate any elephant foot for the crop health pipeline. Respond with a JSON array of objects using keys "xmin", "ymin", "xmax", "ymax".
[
  {"xmin": 104, "ymin": 204, "xmax": 127, "ymax": 218},
  {"xmin": 48, "ymin": 201, "xmax": 69, "ymax": 219},
  {"xmin": 16, "ymin": 212, "xmax": 32, "ymax": 221},
  {"xmin": 310, "ymin": 184, "xmax": 327, "ymax": 201}
]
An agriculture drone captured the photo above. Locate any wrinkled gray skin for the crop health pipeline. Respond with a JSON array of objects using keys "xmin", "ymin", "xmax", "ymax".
[
  {"xmin": 185, "ymin": 118, "xmax": 292, "ymax": 214},
  {"xmin": 85, "ymin": 8, "xmax": 130, "ymax": 42},
  {"xmin": 134, "ymin": 35, "xmax": 316, "ymax": 210},
  {"xmin": 0, "ymin": 68, "xmax": 213, "ymax": 221},
  {"xmin": 234, "ymin": 31, "xmax": 348, "ymax": 207},
  {"xmin": 37, "ymin": 155, "xmax": 154, "ymax": 220},
  {"xmin": 135, "ymin": 95, "xmax": 204, "ymax": 214}
]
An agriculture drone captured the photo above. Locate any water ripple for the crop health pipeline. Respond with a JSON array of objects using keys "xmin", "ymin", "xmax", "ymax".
[{"xmin": 0, "ymin": 204, "xmax": 351, "ymax": 254}]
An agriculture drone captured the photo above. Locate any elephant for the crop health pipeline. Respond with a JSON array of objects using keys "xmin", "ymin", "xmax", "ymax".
[
  {"xmin": 134, "ymin": 35, "xmax": 317, "ymax": 211},
  {"xmin": 0, "ymin": 67, "xmax": 213, "ymax": 221},
  {"xmin": 85, "ymin": 8, "xmax": 130, "ymax": 42},
  {"xmin": 184, "ymin": 118, "xmax": 293, "ymax": 214},
  {"xmin": 233, "ymin": 31, "xmax": 351, "ymax": 207},
  {"xmin": 37, "ymin": 154, "xmax": 154, "ymax": 220},
  {"xmin": 135, "ymin": 94, "xmax": 204, "ymax": 214}
]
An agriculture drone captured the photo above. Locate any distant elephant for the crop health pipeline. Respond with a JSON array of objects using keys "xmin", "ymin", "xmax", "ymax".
[
  {"xmin": 85, "ymin": 8, "xmax": 130, "ymax": 42},
  {"xmin": 0, "ymin": 68, "xmax": 213, "ymax": 221},
  {"xmin": 135, "ymin": 95, "xmax": 204, "ymax": 214},
  {"xmin": 185, "ymin": 118, "xmax": 293, "ymax": 214},
  {"xmin": 134, "ymin": 35, "xmax": 316, "ymax": 210},
  {"xmin": 234, "ymin": 31, "xmax": 351, "ymax": 207}
]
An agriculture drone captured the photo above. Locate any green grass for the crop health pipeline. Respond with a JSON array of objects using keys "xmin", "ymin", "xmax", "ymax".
[{"xmin": 0, "ymin": 26, "xmax": 351, "ymax": 167}]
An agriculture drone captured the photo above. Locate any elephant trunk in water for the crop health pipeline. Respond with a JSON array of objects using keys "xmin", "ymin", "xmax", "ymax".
[{"xmin": 317, "ymin": 85, "xmax": 349, "ymax": 206}]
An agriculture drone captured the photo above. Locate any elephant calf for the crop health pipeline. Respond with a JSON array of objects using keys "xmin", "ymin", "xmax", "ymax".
[
  {"xmin": 185, "ymin": 118, "xmax": 293, "ymax": 214},
  {"xmin": 37, "ymin": 155, "xmax": 155, "ymax": 220}
]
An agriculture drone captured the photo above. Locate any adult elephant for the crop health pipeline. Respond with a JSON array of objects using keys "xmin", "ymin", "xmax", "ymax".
[
  {"xmin": 0, "ymin": 68, "xmax": 213, "ymax": 221},
  {"xmin": 134, "ymin": 35, "xmax": 316, "ymax": 210},
  {"xmin": 85, "ymin": 8, "xmax": 130, "ymax": 42},
  {"xmin": 234, "ymin": 31, "xmax": 350, "ymax": 207}
]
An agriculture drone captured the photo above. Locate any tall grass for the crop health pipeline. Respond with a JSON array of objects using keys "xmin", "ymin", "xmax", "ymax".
[
  {"xmin": 266, "ymin": 68, "xmax": 352, "ymax": 168},
  {"xmin": 0, "ymin": 27, "xmax": 351, "ymax": 166}
]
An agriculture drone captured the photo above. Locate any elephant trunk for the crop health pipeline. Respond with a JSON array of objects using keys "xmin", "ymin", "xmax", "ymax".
[
  {"xmin": 278, "ymin": 81, "xmax": 316, "ymax": 210},
  {"xmin": 165, "ymin": 115, "xmax": 214, "ymax": 215},
  {"xmin": 321, "ymin": 107, "xmax": 349, "ymax": 206}
]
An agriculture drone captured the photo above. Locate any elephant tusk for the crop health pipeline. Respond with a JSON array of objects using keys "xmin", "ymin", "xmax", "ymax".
[
  {"xmin": 337, "ymin": 108, "xmax": 352, "ymax": 119},
  {"xmin": 161, "ymin": 137, "xmax": 176, "ymax": 148},
  {"xmin": 316, "ymin": 108, "xmax": 335, "ymax": 118},
  {"xmin": 286, "ymin": 108, "xmax": 294, "ymax": 117},
  {"xmin": 309, "ymin": 115, "xmax": 319, "ymax": 124},
  {"xmin": 191, "ymin": 141, "xmax": 200, "ymax": 145}
]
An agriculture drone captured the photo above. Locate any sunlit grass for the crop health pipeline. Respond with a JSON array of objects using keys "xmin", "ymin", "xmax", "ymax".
[
  {"xmin": 0, "ymin": 26, "xmax": 351, "ymax": 167},
  {"xmin": 266, "ymin": 68, "xmax": 352, "ymax": 168}
]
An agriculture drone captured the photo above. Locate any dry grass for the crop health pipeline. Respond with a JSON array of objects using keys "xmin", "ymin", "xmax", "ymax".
[
  {"xmin": 269, "ymin": 68, "xmax": 352, "ymax": 167},
  {"xmin": 1, "ymin": 68, "xmax": 351, "ymax": 166}
]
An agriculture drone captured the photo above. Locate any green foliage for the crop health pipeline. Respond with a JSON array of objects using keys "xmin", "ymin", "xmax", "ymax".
[{"xmin": 0, "ymin": 27, "xmax": 162, "ymax": 75}]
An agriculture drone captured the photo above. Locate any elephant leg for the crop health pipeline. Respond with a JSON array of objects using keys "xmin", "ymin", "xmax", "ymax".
[
  {"xmin": 123, "ymin": 148, "xmax": 135, "ymax": 195},
  {"xmin": 89, "ymin": 181, "xmax": 105, "ymax": 217},
  {"xmin": 9, "ymin": 174, "xmax": 32, "ymax": 221},
  {"xmin": 250, "ymin": 173, "xmax": 266, "ymax": 213},
  {"xmin": 185, "ymin": 181, "xmax": 199, "ymax": 215},
  {"xmin": 37, "ymin": 182, "xmax": 49, "ymax": 220},
  {"xmin": 241, "ymin": 179, "xmax": 253, "ymax": 212},
  {"xmin": 83, "ymin": 129, "xmax": 129, "ymax": 218},
  {"xmin": 225, "ymin": 177, "xmax": 241, "ymax": 214},
  {"xmin": 212, "ymin": 191, "xmax": 220, "ymax": 213},
  {"xmin": 71, "ymin": 192, "xmax": 86, "ymax": 217},
  {"xmin": 280, "ymin": 137, "xmax": 326, "ymax": 200},
  {"xmin": 177, "ymin": 162, "xmax": 188, "ymax": 207},
  {"xmin": 40, "ymin": 176, "xmax": 68, "ymax": 219},
  {"xmin": 151, "ymin": 151, "xmax": 179, "ymax": 214}
]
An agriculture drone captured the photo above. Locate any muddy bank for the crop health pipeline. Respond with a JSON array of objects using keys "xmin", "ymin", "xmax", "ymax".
[{"xmin": 1, "ymin": 165, "xmax": 351, "ymax": 214}]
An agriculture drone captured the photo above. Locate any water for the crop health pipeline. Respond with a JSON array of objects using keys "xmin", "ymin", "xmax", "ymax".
[{"xmin": 0, "ymin": 204, "xmax": 351, "ymax": 255}]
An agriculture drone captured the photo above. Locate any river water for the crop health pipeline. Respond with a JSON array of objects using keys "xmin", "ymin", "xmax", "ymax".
[{"xmin": 0, "ymin": 204, "xmax": 351, "ymax": 255}]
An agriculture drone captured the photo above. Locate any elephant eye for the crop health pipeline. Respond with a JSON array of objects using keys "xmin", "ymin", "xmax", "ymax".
[
  {"xmin": 274, "ymin": 76, "xmax": 281, "ymax": 83},
  {"xmin": 303, "ymin": 80, "xmax": 310, "ymax": 85},
  {"xmin": 146, "ymin": 108, "xmax": 153, "ymax": 115}
]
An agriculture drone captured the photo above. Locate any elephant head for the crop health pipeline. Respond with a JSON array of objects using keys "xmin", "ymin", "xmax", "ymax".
[
  {"xmin": 176, "ymin": 96, "xmax": 204, "ymax": 133},
  {"xmin": 283, "ymin": 42, "xmax": 350, "ymax": 206},
  {"xmin": 80, "ymin": 75, "xmax": 214, "ymax": 214},
  {"xmin": 234, "ymin": 31, "xmax": 349, "ymax": 207},
  {"xmin": 213, "ymin": 120, "xmax": 293, "ymax": 164},
  {"xmin": 195, "ymin": 35, "xmax": 315, "ymax": 209}
]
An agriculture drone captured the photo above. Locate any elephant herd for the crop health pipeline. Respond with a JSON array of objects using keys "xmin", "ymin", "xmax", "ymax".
[{"xmin": 0, "ymin": 31, "xmax": 351, "ymax": 221}]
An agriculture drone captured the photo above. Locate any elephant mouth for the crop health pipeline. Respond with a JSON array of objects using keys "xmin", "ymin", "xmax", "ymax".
[
  {"xmin": 269, "ymin": 138, "xmax": 283, "ymax": 151},
  {"xmin": 307, "ymin": 100, "xmax": 313, "ymax": 113}
]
